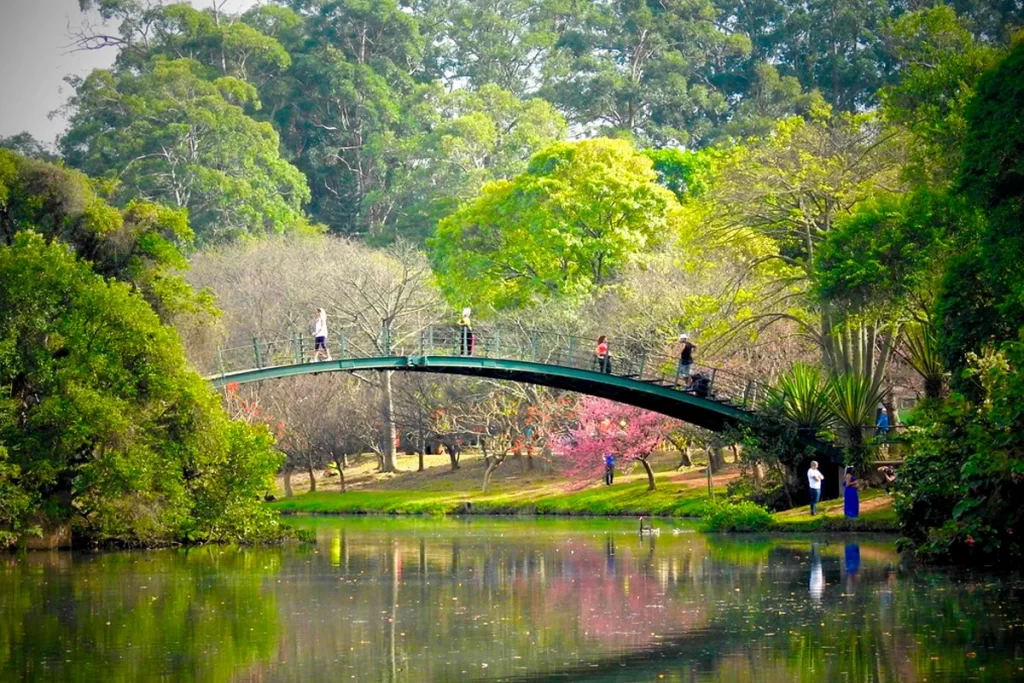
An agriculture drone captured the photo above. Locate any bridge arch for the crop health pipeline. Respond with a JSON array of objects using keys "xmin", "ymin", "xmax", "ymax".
[
  {"xmin": 211, "ymin": 355, "xmax": 751, "ymax": 432},
  {"xmin": 204, "ymin": 325, "xmax": 837, "ymax": 457}
]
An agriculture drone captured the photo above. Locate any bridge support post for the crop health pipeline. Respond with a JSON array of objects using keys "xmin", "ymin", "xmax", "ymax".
[
  {"xmin": 638, "ymin": 351, "xmax": 647, "ymax": 379},
  {"xmin": 339, "ymin": 330, "xmax": 347, "ymax": 358},
  {"xmin": 216, "ymin": 347, "xmax": 225, "ymax": 377}
]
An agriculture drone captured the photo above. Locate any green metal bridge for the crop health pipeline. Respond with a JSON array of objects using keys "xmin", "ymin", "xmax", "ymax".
[{"xmin": 205, "ymin": 324, "xmax": 831, "ymax": 451}]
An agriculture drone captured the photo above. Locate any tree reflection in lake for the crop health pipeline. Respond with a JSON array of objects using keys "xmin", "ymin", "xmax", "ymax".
[{"xmin": 2, "ymin": 518, "xmax": 1023, "ymax": 682}]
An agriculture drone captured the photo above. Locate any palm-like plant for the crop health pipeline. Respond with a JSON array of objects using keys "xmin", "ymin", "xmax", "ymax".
[
  {"xmin": 828, "ymin": 372, "xmax": 885, "ymax": 469},
  {"xmin": 768, "ymin": 364, "xmax": 833, "ymax": 435},
  {"xmin": 902, "ymin": 322, "xmax": 946, "ymax": 399}
]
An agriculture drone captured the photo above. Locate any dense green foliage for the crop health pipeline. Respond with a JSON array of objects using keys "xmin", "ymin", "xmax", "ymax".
[
  {"xmin": 699, "ymin": 500, "xmax": 773, "ymax": 532},
  {"xmin": 61, "ymin": 58, "xmax": 314, "ymax": 243},
  {"xmin": 431, "ymin": 138, "xmax": 678, "ymax": 309},
  {"xmin": 0, "ymin": 153, "xmax": 285, "ymax": 547},
  {"xmin": 58, "ymin": 0, "xmax": 1022, "ymax": 242}
]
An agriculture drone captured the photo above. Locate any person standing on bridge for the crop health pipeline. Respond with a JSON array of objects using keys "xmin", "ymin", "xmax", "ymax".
[
  {"xmin": 678, "ymin": 334, "xmax": 696, "ymax": 381},
  {"xmin": 311, "ymin": 308, "xmax": 331, "ymax": 362},
  {"xmin": 458, "ymin": 307, "xmax": 473, "ymax": 356},
  {"xmin": 594, "ymin": 336, "xmax": 611, "ymax": 374}
]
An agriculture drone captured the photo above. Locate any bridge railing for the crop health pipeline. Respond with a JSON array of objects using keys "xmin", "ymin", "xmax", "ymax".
[{"xmin": 208, "ymin": 324, "xmax": 772, "ymax": 411}]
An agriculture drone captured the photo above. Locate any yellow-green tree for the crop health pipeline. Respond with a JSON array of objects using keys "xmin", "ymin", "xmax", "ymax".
[{"xmin": 431, "ymin": 138, "xmax": 679, "ymax": 310}]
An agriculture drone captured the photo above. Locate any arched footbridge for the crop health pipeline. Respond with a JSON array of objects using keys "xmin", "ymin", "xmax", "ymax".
[{"xmin": 204, "ymin": 324, "xmax": 836, "ymax": 456}]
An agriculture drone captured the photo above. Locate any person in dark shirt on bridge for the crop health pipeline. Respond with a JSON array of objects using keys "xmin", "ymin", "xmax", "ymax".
[
  {"xmin": 678, "ymin": 333, "xmax": 696, "ymax": 381},
  {"xmin": 685, "ymin": 373, "xmax": 711, "ymax": 398}
]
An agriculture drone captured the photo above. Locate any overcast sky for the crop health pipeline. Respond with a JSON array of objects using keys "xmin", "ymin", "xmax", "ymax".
[{"xmin": 0, "ymin": 0, "xmax": 258, "ymax": 145}]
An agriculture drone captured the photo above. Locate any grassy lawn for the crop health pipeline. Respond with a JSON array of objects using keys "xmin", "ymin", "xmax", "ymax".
[
  {"xmin": 269, "ymin": 448, "xmax": 727, "ymax": 517},
  {"xmin": 768, "ymin": 488, "xmax": 898, "ymax": 532},
  {"xmin": 268, "ymin": 448, "xmax": 899, "ymax": 531},
  {"xmin": 270, "ymin": 480, "xmax": 716, "ymax": 517}
]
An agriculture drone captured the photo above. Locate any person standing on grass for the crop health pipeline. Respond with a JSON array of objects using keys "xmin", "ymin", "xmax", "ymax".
[
  {"xmin": 843, "ymin": 466, "xmax": 860, "ymax": 518},
  {"xmin": 604, "ymin": 452, "xmax": 615, "ymax": 485},
  {"xmin": 807, "ymin": 460, "xmax": 825, "ymax": 515},
  {"xmin": 311, "ymin": 308, "xmax": 331, "ymax": 362}
]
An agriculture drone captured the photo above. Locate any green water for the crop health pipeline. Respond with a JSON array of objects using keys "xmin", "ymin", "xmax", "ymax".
[{"xmin": 1, "ymin": 517, "xmax": 1022, "ymax": 682}]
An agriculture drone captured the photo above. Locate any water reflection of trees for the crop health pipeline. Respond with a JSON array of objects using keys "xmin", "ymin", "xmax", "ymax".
[
  {"xmin": 0, "ymin": 548, "xmax": 280, "ymax": 682},
  {"xmin": 270, "ymin": 525, "xmax": 1024, "ymax": 682},
  {"xmin": 4, "ymin": 524, "xmax": 1022, "ymax": 682}
]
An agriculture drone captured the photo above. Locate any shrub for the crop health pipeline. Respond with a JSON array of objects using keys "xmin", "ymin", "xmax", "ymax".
[{"xmin": 700, "ymin": 500, "xmax": 773, "ymax": 532}]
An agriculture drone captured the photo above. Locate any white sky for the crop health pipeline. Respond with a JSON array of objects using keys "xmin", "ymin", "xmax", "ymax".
[{"xmin": 0, "ymin": 0, "xmax": 259, "ymax": 145}]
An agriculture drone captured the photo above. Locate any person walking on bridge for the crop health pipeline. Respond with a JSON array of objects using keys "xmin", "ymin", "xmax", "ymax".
[
  {"xmin": 311, "ymin": 308, "xmax": 331, "ymax": 362},
  {"xmin": 458, "ymin": 308, "xmax": 473, "ymax": 356},
  {"xmin": 678, "ymin": 334, "xmax": 696, "ymax": 381},
  {"xmin": 594, "ymin": 336, "xmax": 611, "ymax": 374}
]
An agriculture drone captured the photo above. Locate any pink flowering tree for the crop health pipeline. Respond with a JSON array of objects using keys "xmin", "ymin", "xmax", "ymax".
[{"xmin": 556, "ymin": 397, "xmax": 681, "ymax": 491}]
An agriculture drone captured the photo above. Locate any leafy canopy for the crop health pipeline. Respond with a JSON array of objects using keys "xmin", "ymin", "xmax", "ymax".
[
  {"xmin": 61, "ymin": 58, "xmax": 315, "ymax": 244},
  {"xmin": 0, "ymin": 232, "xmax": 282, "ymax": 546},
  {"xmin": 431, "ymin": 138, "xmax": 679, "ymax": 310}
]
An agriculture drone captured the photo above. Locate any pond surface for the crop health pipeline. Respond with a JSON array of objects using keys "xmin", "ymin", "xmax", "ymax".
[{"xmin": 2, "ymin": 517, "xmax": 1023, "ymax": 682}]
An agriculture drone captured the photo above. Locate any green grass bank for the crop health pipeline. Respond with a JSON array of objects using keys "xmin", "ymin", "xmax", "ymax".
[
  {"xmin": 268, "ymin": 450, "xmax": 898, "ymax": 532},
  {"xmin": 270, "ymin": 480, "xmax": 715, "ymax": 517}
]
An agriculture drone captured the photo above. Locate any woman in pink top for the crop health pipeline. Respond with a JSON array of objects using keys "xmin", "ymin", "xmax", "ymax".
[{"xmin": 594, "ymin": 336, "xmax": 611, "ymax": 374}]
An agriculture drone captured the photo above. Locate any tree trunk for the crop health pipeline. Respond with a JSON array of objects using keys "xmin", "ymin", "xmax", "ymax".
[
  {"xmin": 307, "ymin": 457, "xmax": 317, "ymax": 492},
  {"xmin": 283, "ymin": 466, "xmax": 294, "ymax": 498},
  {"xmin": 708, "ymin": 447, "xmax": 726, "ymax": 474},
  {"xmin": 447, "ymin": 442, "xmax": 461, "ymax": 471},
  {"xmin": 640, "ymin": 457, "xmax": 656, "ymax": 491},
  {"xmin": 482, "ymin": 457, "xmax": 502, "ymax": 492},
  {"xmin": 333, "ymin": 454, "xmax": 347, "ymax": 493},
  {"xmin": 380, "ymin": 370, "xmax": 398, "ymax": 472},
  {"xmin": 678, "ymin": 446, "xmax": 692, "ymax": 469},
  {"xmin": 417, "ymin": 425, "xmax": 425, "ymax": 472}
]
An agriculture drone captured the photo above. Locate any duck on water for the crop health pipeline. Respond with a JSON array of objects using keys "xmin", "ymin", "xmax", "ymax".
[{"xmin": 639, "ymin": 517, "xmax": 660, "ymax": 536}]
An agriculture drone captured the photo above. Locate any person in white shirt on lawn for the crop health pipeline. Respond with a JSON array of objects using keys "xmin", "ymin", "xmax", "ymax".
[{"xmin": 807, "ymin": 460, "xmax": 825, "ymax": 515}]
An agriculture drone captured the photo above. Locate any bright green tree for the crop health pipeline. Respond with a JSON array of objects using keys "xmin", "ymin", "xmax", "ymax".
[
  {"xmin": 60, "ymin": 58, "xmax": 313, "ymax": 243},
  {"xmin": 431, "ymin": 138, "xmax": 679, "ymax": 310}
]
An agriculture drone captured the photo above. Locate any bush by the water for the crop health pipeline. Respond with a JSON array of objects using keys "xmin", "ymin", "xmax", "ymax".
[
  {"xmin": 0, "ymin": 154, "xmax": 285, "ymax": 548},
  {"xmin": 895, "ymin": 346, "xmax": 1024, "ymax": 564},
  {"xmin": 700, "ymin": 500, "xmax": 773, "ymax": 532}
]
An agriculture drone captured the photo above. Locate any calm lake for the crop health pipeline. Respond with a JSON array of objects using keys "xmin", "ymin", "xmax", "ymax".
[{"xmin": 2, "ymin": 517, "xmax": 1022, "ymax": 682}]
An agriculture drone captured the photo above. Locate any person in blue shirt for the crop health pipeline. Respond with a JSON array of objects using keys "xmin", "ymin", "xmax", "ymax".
[
  {"xmin": 876, "ymin": 407, "xmax": 890, "ymax": 437},
  {"xmin": 604, "ymin": 453, "xmax": 615, "ymax": 485}
]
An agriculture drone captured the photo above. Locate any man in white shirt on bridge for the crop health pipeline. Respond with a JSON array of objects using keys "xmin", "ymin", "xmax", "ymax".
[{"xmin": 807, "ymin": 461, "xmax": 824, "ymax": 515}]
